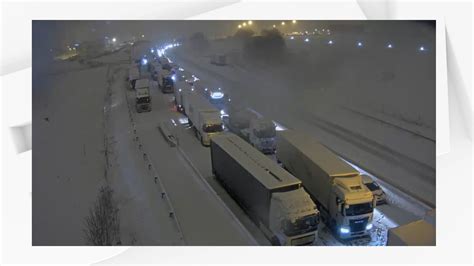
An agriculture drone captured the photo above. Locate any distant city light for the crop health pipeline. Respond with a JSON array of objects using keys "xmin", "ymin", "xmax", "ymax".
[
  {"xmin": 142, "ymin": 58, "xmax": 148, "ymax": 65},
  {"xmin": 238, "ymin": 24, "xmax": 242, "ymax": 29},
  {"xmin": 357, "ymin": 41, "xmax": 363, "ymax": 47},
  {"xmin": 248, "ymin": 20, "xmax": 253, "ymax": 25},
  {"xmin": 419, "ymin": 46, "xmax": 425, "ymax": 51},
  {"xmin": 141, "ymin": 34, "xmax": 145, "ymax": 38},
  {"xmin": 281, "ymin": 21, "xmax": 286, "ymax": 26},
  {"xmin": 290, "ymin": 36, "xmax": 295, "ymax": 40},
  {"xmin": 304, "ymin": 38, "xmax": 309, "ymax": 42},
  {"xmin": 273, "ymin": 24, "xmax": 276, "ymax": 28},
  {"xmin": 243, "ymin": 22, "xmax": 247, "ymax": 26},
  {"xmin": 387, "ymin": 43, "xmax": 393, "ymax": 48},
  {"xmin": 112, "ymin": 37, "xmax": 116, "ymax": 42},
  {"xmin": 328, "ymin": 40, "xmax": 333, "ymax": 45},
  {"xmin": 292, "ymin": 20, "xmax": 297, "ymax": 24}
]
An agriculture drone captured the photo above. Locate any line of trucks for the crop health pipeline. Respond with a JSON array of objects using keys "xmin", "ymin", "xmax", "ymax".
[
  {"xmin": 131, "ymin": 47, "xmax": 378, "ymax": 245},
  {"xmin": 210, "ymin": 130, "xmax": 376, "ymax": 245},
  {"xmin": 127, "ymin": 55, "xmax": 178, "ymax": 112},
  {"xmin": 131, "ymin": 44, "xmax": 428, "ymax": 246}
]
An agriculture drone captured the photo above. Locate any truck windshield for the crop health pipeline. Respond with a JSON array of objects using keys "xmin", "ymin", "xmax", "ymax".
[
  {"xmin": 282, "ymin": 214, "xmax": 319, "ymax": 237},
  {"xmin": 365, "ymin": 182, "xmax": 380, "ymax": 192},
  {"xmin": 136, "ymin": 97, "xmax": 150, "ymax": 104},
  {"xmin": 345, "ymin": 202, "xmax": 373, "ymax": 216},
  {"xmin": 203, "ymin": 124, "xmax": 223, "ymax": 133}
]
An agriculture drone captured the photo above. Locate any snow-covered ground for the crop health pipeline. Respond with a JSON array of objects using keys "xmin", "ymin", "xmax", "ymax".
[{"xmin": 33, "ymin": 23, "xmax": 435, "ymax": 245}]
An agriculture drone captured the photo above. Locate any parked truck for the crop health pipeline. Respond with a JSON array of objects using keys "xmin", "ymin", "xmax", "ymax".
[
  {"xmin": 158, "ymin": 70, "xmax": 175, "ymax": 93},
  {"xmin": 211, "ymin": 133, "xmax": 319, "ymax": 245},
  {"xmin": 134, "ymin": 79, "xmax": 151, "ymax": 113},
  {"xmin": 276, "ymin": 130, "xmax": 375, "ymax": 239},
  {"xmin": 223, "ymin": 108, "xmax": 276, "ymax": 154},
  {"xmin": 181, "ymin": 90, "xmax": 223, "ymax": 146}
]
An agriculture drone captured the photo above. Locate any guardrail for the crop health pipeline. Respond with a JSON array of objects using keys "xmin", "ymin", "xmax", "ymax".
[{"xmin": 123, "ymin": 82, "xmax": 187, "ymax": 245}]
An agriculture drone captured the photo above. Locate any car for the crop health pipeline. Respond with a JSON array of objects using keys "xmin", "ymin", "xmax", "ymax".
[{"xmin": 362, "ymin": 174, "xmax": 387, "ymax": 205}]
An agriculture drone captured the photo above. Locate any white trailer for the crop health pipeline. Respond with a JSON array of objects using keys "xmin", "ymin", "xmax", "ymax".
[
  {"xmin": 181, "ymin": 90, "xmax": 223, "ymax": 146},
  {"xmin": 134, "ymin": 79, "xmax": 151, "ymax": 113},
  {"xmin": 211, "ymin": 133, "xmax": 319, "ymax": 245},
  {"xmin": 276, "ymin": 130, "xmax": 375, "ymax": 239}
]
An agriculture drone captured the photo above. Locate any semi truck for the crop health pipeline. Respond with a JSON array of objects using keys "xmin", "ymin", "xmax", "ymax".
[
  {"xmin": 181, "ymin": 90, "xmax": 223, "ymax": 146},
  {"xmin": 134, "ymin": 79, "xmax": 151, "ymax": 113},
  {"xmin": 276, "ymin": 130, "xmax": 375, "ymax": 239},
  {"xmin": 223, "ymin": 108, "xmax": 276, "ymax": 154},
  {"xmin": 211, "ymin": 133, "xmax": 320, "ymax": 246},
  {"xmin": 387, "ymin": 219, "xmax": 435, "ymax": 246},
  {"xmin": 158, "ymin": 70, "xmax": 175, "ymax": 93},
  {"xmin": 128, "ymin": 65, "xmax": 140, "ymax": 90}
]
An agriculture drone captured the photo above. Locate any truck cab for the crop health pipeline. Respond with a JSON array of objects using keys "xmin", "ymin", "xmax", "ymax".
[
  {"xmin": 159, "ymin": 74, "xmax": 175, "ymax": 93},
  {"xmin": 248, "ymin": 118, "xmax": 277, "ymax": 154},
  {"xmin": 199, "ymin": 112, "xmax": 224, "ymax": 146},
  {"xmin": 330, "ymin": 176, "xmax": 375, "ymax": 238},
  {"xmin": 269, "ymin": 188, "xmax": 320, "ymax": 245}
]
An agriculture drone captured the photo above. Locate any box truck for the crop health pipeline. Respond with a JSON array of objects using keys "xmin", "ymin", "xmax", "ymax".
[
  {"xmin": 211, "ymin": 133, "xmax": 319, "ymax": 245},
  {"xmin": 276, "ymin": 130, "xmax": 375, "ymax": 239},
  {"xmin": 181, "ymin": 90, "xmax": 223, "ymax": 146}
]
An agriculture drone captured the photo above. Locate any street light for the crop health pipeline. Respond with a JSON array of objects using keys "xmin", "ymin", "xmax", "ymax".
[
  {"xmin": 292, "ymin": 20, "xmax": 297, "ymax": 24},
  {"xmin": 272, "ymin": 24, "xmax": 276, "ymax": 28},
  {"xmin": 112, "ymin": 37, "xmax": 116, "ymax": 42},
  {"xmin": 243, "ymin": 22, "xmax": 247, "ymax": 26},
  {"xmin": 238, "ymin": 24, "xmax": 242, "ymax": 29},
  {"xmin": 248, "ymin": 20, "xmax": 253, "ymax": 25},
  {"xmin": 281, "ymin": 21, "xmax": 286, "ymax": 26}
]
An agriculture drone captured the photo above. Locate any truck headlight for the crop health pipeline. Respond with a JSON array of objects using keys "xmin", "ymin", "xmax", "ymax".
[
  {"xmin": 340, "ymin": 227, "xmax": 350, "ymax": 234},
  {"xmin": 366, "ymin": 223, "xmax": 373, "ymax": 230}
]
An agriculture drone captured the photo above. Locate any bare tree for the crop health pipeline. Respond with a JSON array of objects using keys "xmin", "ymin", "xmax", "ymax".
[{"xmin": 83, "ymin": 186, "xmax": 121, "ymax": 245}]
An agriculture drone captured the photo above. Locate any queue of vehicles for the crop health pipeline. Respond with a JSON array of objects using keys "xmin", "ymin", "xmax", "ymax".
[{"xmin": 130, "ymin": 45, "xmax": 390, "ymax": 245}]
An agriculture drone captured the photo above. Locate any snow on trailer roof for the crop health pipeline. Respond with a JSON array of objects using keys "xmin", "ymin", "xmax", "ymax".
[
  {"xmin": 277, "ymin": 130, "xmax": 358, "ymax": 177},
  {"xmin": 135, "ymin": 79, "xmax": 149, "ymax": 89},
  {"xmin": 213, "ymin": 133, "xmax": 302, "ymax": 190}
]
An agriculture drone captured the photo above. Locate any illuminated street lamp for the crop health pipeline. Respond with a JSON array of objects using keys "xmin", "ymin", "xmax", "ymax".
[
  {"xmin": 248, "ymin": 20, "xmax": 253, "ymax": 25},
  {"xmin": 281, "ymin": 21, "xmax": 286, "ymax": 26},
  {"xmin": 112, "ymin": 37, "xmax": 116, "ymax": 42},
  {"xmin": 292, "ymin": 20, "xmax": 297, "ymax": 24},
  {"xmin": 272, "ymin": 24, "xmax": 276, "ymax": 28},
  {"xmin": 238, "ymin": 24, "xmax": 242, "ymax": 29},
  {"xmin": 243, "ymin": 22, "xmax": 247, "ymax": 26}
]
